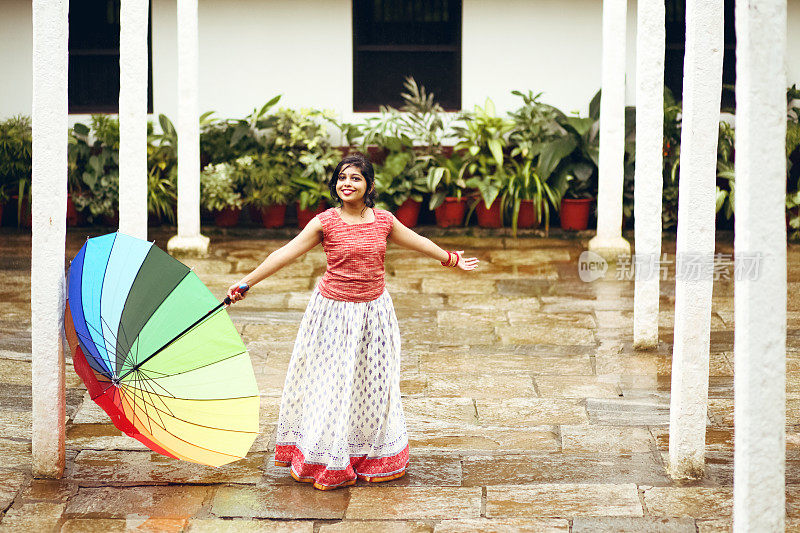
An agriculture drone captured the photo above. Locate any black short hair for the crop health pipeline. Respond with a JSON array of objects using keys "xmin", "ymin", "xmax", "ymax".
[{"xmin": 328, "ymin": 153, "xmax": 376, "ymax": 208}]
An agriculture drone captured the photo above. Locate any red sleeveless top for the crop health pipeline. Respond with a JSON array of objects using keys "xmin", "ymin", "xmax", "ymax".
[{"xmin": 315, "ymin": 207, "xmax": 395, "ymax": 302}]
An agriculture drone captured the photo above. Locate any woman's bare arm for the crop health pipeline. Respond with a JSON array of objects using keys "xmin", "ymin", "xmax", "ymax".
[
  {"xmin": 387, "ymin": 215, "xmax": 479, "ymax": 271},
  {"xmin": 226, "ymin": 217, "xmax": 324, "ymax": 302}
]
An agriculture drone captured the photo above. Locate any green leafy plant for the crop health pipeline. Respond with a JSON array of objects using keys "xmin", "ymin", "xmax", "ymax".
[
  {"xmin": 345, "ymin": 77, "xmax": 452, "ymax": 211},
  {"xmin": 451, "ymin": 98, "xmax": 514, "ymax": 219},
  {"xmin": 68, "ymin": 116, "xmax": 120, "ymax": 223},
  {"xmin": 0, "ymin": 116, "xmax": 32, "ymax": 218},
  {"xmin": 237, "ymin": 154, "xmax": 296, "ymax": 207},
  {"xmin": 662, "ymin": 87, "xmax": 683, "ymax": 229},
  {"xmin": 505, "ymin": 90, "xmax": 580, "ymax": 233},
  {"xmin": 200, "ymin": 162, "xmax": 243, "ymax": 212},
  {"xmin": 715, "ymin": 121, "xmax": 736, "ymax": 221}
]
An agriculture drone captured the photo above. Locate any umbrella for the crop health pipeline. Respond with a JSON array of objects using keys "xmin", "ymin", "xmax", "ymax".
[{"xmin": 63, "ymin": 232, "xmax": 259, "ymax": 467}]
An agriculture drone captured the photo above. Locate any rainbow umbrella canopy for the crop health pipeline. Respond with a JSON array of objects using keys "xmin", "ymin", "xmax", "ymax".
[{"xmin": 64, "ymin": 232, "xmax": 259, "ymax": 467}]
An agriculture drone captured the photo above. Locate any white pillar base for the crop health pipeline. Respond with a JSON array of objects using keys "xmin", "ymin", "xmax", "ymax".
[
  {"xmin": 633, "ymin": 330, "xmax": 659, "ymax": 350},
  {"xmin": 668, "ymin": 453, "xmax": 705, "ymax": 480},
  {"xmin": 167, "ymin": 234, "xmax": 210, "ymax": 257},
  {"xmin": 587, "ymin": 234, "xmax": 631, "ymax": 263}
]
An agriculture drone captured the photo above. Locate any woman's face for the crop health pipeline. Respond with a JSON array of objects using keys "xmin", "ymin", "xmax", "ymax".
[{"xmin": 336, "ymin": 164, "xmax": 371, "ymax": 205}]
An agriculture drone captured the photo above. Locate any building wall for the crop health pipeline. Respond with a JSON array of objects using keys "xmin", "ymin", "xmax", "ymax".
[
  {"xmin": 1, "ymin": 0, "xmax": 33, "ymax": 118},
  {"xmin": 0, "ymin": 0, "xmax": 799, "ymax": 123}
]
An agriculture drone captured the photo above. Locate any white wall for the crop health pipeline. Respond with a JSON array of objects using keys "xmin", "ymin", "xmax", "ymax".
[
  {"xmin": 463, "ymin": 0, "xmax": 628, "ymax": 115},
  {"xmin": 1, "ymin": 0, "xmax": 799, "ymax": 122},
  {"xmin": 0, "ymin": 0, "xmax": 33, "ymax": 118},
  {"xmin": 152, "ymin": 0, "xmax": 352, "ymax": 125},
  {"xmin": 789, "ymin": 0, "xmax": 800, "ymax": 86}
]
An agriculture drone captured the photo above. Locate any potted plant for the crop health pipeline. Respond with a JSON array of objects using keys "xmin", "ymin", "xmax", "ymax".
[
  {"xmin": 342, "ymin": 77, "xmax": 453, "ymax": 228},
  {"xmin": 0, "ymin": 116, "xmax": 32, "ymax": 227},
  {"xmin": 238, "ymin": 154, "xmax": 296, "ymax": 228},
  {"xmin": 560, "ymin": 171, "xmax": 595, "ymax": 230},
  {"xmin": 427, "ymin": 151, "xmax": 468, "ymax": 228},
  {"xmin": 374, "ymin": 150, "xmax": 427, "ymax": 227},
  {"xmin": 68, "ymin": 117, "xmax": 120, "ymax": 226},
  {"xmin": 292, "ymin": 174, "xmax": 331, "ymax": 228},
  {"xmin": 200, "ymin": 161, "xmax": 243, "ymax": 227},
  {"xmin": 454, "ymin": 98, "xmax": 515, "ymax": 228}
]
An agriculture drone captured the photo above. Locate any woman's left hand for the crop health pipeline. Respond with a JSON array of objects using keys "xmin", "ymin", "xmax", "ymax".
[{"xmin": 454, "ymin": 250, "xmax": 479, "ymax": 271}]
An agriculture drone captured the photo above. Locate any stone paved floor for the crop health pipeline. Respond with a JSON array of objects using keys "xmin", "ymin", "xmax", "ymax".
[{"xmin": 1, "ymin": 225, "xmax": 800, "ymax": 532}]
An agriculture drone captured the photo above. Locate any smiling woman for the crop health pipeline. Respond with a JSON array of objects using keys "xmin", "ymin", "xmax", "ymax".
[{"xmin": 226, "ymin": 153, "xmax": 479, "ymax": 490}]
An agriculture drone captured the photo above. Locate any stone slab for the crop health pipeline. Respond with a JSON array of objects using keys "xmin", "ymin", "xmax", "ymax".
[
  {"xmin": 0, "ymin": 502, "xmax": 66, "ymax": 531},
  {"xmin": 65, "ymin": 486, "xmax": 210, "ymax": 519},
  {"xmin": 320, "ymin": 521, "xmax": 432, "ymax": 533},
  {"xmin": 571, "ymin": 517, "xmax": 696, "ymax": 533},
  {"xmin": 586, "ymin": 398, "xmax": 671, "ymax": 426},
  {"xmin": 425, "ymin": 373, "xmax": 536, "ymax": 399},
  {"xmin": 403, "ymin": 398, "xmax": 478, "ymax": 427},
  {"xmin": 186, "ymin": 519, "xmax": 313, "ymax": 532},
  {"xmin": 345, "ymin": 487, "xmax": 481, "ymax": 520},
  {"xmin": 70, "ymin": 450, "xmax": 264, "ymax": 485},
  {"xmin": 461, "ymin": 454, "xmax": 670, "ymax": 486},
  {"xmin": 643, "ymin": 487, "xmax": 733, "ymax": 518},
  {"xmin": 476, "ymin": 398, "xmax": 588, "ymax": 426},
  {"xmin": 0, "ymin": 437, "xmax": 31, "ymax": 470},
  {"xmin": 408, "ymin": 425, "xmax": 559, "ymax": 453},
  {"xmin": 535, "ymin": 376, "xmax": 621, "ymax": 399},
  {"xmin": 61, "ymin": 518, "xmax": 187, "ymax": 532},
  {"xmin": 0, "ymin": 471, "xmax": 26, "ymax": 511},
  {"xmin": 420, "ymin": 352, "xmax": 594, "ymax": 376},
  {"xmin": 486, "ymin": 484, "xmax": 643, "ymax": 518},
  {"xmin": 434, "ymin": 518, "xmax": 569, "ymax": 532},
  {"xmin": 211, "ymin": 485, "xmax": 349, "ymax": 519},
  {"xmin": 561, "ymin": 425, "xmax": 655, "ymax": 454}
]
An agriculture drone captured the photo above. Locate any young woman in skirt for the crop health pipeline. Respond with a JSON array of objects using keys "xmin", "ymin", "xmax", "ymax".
[{"xmin": 226, "ymin": 154, "xmax": 479, "ymax": 490}]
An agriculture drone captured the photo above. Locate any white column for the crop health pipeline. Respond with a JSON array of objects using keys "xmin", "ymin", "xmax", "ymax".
[
  {"xmin": 668, "ymin": 0, "xmax": 724, "ymax": 479},
  {"xmin": 588, "ymin": 0, "xmax": 631, "ymax": 262},
  {"xmin": 118, "ymin": 0, "xmax": 149, "ymax": 239},
  {"xmin": 31, "ymin": 0, "xmax": 68, "ymax": 479},
  {"xmin": 632, "ymin": 0, "xmax": 665, "ymax": 350},
  {"xmin": 168, "ymin": 0, "xmax": 209, "ymax": 256},
  {"xmin": 732, "ymin": 0, "xmax": 787, "ymax": 529}
]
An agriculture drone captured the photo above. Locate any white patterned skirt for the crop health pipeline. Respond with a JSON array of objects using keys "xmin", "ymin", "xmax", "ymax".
[{"xmin": 274, "ymin": 286, "xmax": 409, "ymax": 489}]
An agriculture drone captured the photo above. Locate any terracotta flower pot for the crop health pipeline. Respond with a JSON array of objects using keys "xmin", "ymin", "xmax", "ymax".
[
  {"xmin": 261, "ymin": 204, "xmax": 287, "ymax": 229},
  {"xmin": 476, "ymin": 200, "xmax": 503, "ymax": 228},
  {"xmin": 66, "ymin": 196, "xmax": 84, "ymax": 227},
  {"xmin": 516, "ymin": 200, "xmax": 539, "ymax": 229},
  {"xmin": 213, "ymin": 207, "xmax": 241, "ymax": 227},
  {"xmin": 560, "ymin": 197, "xmax": 594, "ymax": 231},
  {"xmin": 434, "ymin": 197, "xmax": 466, "ymax": 228},
  {"xmin": 394, "ymin": 198, "xmax": 421, "ymax": 228},
  {"xmin": 297, "ymin": 201, "xmax": 327, "ymax": 229}
]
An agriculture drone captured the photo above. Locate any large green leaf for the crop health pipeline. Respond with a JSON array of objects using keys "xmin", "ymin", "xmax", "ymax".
[
  {"xmin": 487, "ymin": 139, "xmax": 504, "ymax": 166},
  {"xmin": 537, "ymin": 137, "xmax": 578, "ymax": 180}
]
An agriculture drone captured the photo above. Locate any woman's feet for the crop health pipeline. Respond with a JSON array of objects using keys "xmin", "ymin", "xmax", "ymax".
[{"xmin": 277, "ymin": 459, "xmax": 407, "ymax": 490}]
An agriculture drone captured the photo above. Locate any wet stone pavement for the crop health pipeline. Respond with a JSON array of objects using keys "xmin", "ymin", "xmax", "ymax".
[{"xmin": 1, "ymin": 225, "xmax": 800, "ymax": 532}]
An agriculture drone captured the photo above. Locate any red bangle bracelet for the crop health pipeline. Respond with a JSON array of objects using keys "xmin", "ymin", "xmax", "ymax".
[{"xmin": 441, "ymin": 251, "xmax": 452, "ymax": 266}]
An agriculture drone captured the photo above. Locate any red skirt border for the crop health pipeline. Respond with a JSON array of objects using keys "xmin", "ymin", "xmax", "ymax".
[{"xmin": 275, "ymin": 443, "xmax": 409, "ymax": 490}]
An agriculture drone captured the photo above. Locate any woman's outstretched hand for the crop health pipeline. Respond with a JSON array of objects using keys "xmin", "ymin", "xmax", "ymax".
[
  {"xmin": 454, "ymin": 250, "xmax": 479, "ymax": 271},
  {"xmin": 225, "ymin": 282, "xmax": 250, "ymax": 307}
]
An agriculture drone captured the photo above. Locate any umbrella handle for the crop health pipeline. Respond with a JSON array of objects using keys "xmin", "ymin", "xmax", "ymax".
[{"xmin": 223, "ymin": 283, "xmax": 250, "ymax": 306}]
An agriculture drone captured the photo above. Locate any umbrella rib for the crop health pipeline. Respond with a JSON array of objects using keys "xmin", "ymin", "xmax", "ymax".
[
  {"xmin": 121, "ymin": 378, "xmax": 257, "ymax": 434},
  {"xmin": 133, "ymin": 371, "xmax": 178, "ymax": 419},
  {"xmin": 134, "ymin": 374, "xmax": 171, "ymax": 432},
  {"xmin": 119, "ymin": 378, "xmax": 156, "ymax": 435},
  {"xmin": 117, "ymin": 303, "xmax": 227, "ymax": 382},
  {"xmin": 94, "ymin": 232, "xmax": 119, "ymax": 377},
  {"xmin": 129, "ymin": 350, "xmax": 249, "ymax": 380}
]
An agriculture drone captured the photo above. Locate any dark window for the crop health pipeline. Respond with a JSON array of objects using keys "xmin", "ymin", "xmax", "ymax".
[
  {"xmin": 353, "ymin": 0, "xmax": 462, "ymax": 111},
  {"xmin": 69, "ymin": 0, "xmax": 153, "ymax": 114},
  {"xmin": 665, "ymin": 0, "xmax": 736, "ymax": 108}
]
